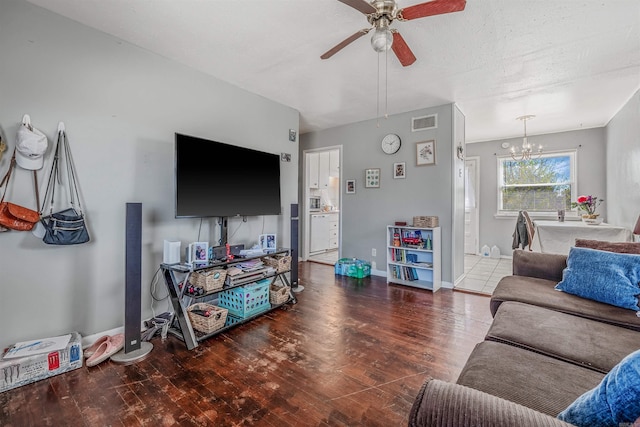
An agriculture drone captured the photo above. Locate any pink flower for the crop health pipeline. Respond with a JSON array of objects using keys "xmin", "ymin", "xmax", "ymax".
[{"xmin": 577, "ymin": 196, "xmax": 588, "ymax": 204}]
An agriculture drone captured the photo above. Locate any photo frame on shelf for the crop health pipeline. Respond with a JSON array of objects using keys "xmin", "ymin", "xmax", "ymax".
[
  {"xmin": 393, "ymin": 162, "xmax": 406, "ymax": 179},
  {"xmin": 188, "ymin": 241, "xmax": 209, "ymax": 264},
  {"xmin": 365, "ymin": 168, "xmax": 380, "ymax": 188},
  {"xmin": 416, "ymin": 140, "xmax": 436, "ymax": 166},
  {"xmin": 259, "ymin": 234, "xmax": 277, "ymax": 253},
  {"xmin": 346, "ymin": 179, "xmax": 356, "ymax": 194}
]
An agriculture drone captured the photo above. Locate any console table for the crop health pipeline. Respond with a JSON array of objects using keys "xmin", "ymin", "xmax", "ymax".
[{"xmin": 531, "ymin": 220, "xmax": 633, "ymax": 255}]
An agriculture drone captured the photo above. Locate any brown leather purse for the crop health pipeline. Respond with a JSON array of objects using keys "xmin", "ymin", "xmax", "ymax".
[{"xmin": 0, "ymin": 150, "xmax": 40, "ymax": 231}]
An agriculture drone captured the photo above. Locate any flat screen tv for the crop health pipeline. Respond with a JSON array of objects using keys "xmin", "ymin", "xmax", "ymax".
[{"xmin": 175, "ymin": 133, "xmax": 281, "ymax": 218}]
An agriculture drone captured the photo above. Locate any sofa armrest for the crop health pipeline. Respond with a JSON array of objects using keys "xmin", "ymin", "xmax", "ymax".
[
  {"xmin": 409, "ymin": 378, "xmax": 573, "ymax": 427},
  {"xmin": 512, "ymin": 249, "xmax": 567, "ymax": 282}
]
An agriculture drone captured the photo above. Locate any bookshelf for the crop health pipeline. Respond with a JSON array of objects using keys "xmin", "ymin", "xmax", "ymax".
[{"xmin": 386, "ymin": 225, "xmax": 441, "ymax": 292}]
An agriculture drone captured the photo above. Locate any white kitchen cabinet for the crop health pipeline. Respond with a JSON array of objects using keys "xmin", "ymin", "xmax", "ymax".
[
  {"xmin": 319, "ymin": 151, "xmax": 330, "ymax": 189},
  {"xmin": 308, "ymin": 152, "xmax": 319, "ymax": 189},
  {"xmin": 311, "ymin": 213, "xmax": 339, "ymax": 253},
  {"xmin": 308, "ymin": 150, "xmax": 339, "ymax": 190},
  {"xmin": 329, "ymin": 150, "xmax": 339, "ymax": 177},
  {"xmin": 310, "ymin": 214, "xmax": 330, "ymax": 252},
  {"xmin": 329, "ymin": 214, "xmax": 339, "ymax": 249}
]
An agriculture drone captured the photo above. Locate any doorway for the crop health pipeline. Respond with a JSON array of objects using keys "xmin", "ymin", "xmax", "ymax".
[
  {"xmin": 303, "ymin": 147, "xmax": 341, "ymax": 265},
  {"xmin": 464, "ymin": 156, "xmax": 480, "ymax": 255}
]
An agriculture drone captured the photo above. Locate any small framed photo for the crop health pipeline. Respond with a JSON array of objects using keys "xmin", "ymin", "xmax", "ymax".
[
  {"xmin": 259, "ymin": 234, "xmax": 277, "ymax": 253},
  {"xmin": 393, "ymin": 162, "xmax": 406, "ymax": 179},
  {"xmin": 346, "ymin": 179, "xmax": 356, "ymax": 194},
  {"xmin": 365, "ymin": 168, "xmax": 380, "ymax": 188},
  {"xmin": 416, "ymin": 140, "xmax": 436, "ymax": 166},
  {"xmin": 188, "ymin": 242, "xmax": 209, "ymax": 264}
]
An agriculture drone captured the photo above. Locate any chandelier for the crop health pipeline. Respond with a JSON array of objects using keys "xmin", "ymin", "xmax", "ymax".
[{"xmin": 511, "ymin": 115, "xmax": 542, "ymax": 161}]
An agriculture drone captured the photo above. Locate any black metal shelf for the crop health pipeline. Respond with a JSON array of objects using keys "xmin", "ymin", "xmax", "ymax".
[{"xmin": 161, "ymin": 248, "xmax": 294, "ymax": 350}]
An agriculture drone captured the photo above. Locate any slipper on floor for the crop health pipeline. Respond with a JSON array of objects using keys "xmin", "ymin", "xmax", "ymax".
[
  {"xmin": 86, "ymin": 334, "xmax": 125, "ymax": 367},
  {"xmin": 84, "ymin": 335, "xmax": 109, "ymax": 359}
]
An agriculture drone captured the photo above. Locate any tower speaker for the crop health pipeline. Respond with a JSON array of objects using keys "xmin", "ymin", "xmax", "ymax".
[
  {"xmin": 290, "ymin": 203, "xmax": 303, "ymax": 292},
  {"xmin": 111, "ymin": 203, "xmax": 153, "ymax": 364}
]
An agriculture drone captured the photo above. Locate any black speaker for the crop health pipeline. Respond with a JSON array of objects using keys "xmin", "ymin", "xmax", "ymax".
[
  {"xmin": 111, "ymin": 203, "xmax": 153, "ymax": 364},
  {"xmin": 290, "ymin": 203, "xmax": 302, "ymax": 292}
]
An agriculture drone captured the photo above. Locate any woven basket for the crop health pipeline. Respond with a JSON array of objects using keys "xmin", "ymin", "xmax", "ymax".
[
  {"xmin": 189, "ymin": 269, "xmax": 227, "ymax": 293},
  {"xmin": 269, "ymin": 284, "xmax": 290, "ymax": 305},
  {"xmin": 263, "ymin": 255, "xmax": 292, "ymax": 273},
  {"xmin": 413, "ymin": 216, "xmax": 439, "ymax": 228},
  {"xmin": 187, "ymin": 303, "xmax": 228, "ymax": 334}
]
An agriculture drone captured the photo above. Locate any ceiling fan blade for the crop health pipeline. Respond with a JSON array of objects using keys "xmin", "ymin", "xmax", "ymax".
[
  {"xmin": 391, "ymin": 31, "xmax": 417, "ymax": 67},
  {"xmin": 337, "ymin": 0, "xmax": 377, "ymax": 15},
  {"xmin": 321, "ymin": 28, "xmax": 371, "ymax": 60},
  {"xmin": 399, "ymin": 0, "xmax": 466, "ymax": 21}
]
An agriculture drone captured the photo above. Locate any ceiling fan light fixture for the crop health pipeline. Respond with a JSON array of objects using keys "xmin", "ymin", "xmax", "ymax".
[{"xmin": 371, "ymin": 26, "xmax": 393, "ymax": 52}]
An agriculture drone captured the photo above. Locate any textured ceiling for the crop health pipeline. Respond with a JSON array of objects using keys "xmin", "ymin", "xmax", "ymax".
[{"xmin": 25, "ymin": 0, "xmax": 640, "ymax": 142}]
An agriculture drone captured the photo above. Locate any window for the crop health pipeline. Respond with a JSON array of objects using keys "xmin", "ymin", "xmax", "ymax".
[{"xmin": 497, "ymin": 151, "xmax": 576, "ymax": 216}]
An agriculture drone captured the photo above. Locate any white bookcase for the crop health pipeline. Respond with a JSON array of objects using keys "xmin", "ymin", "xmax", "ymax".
[{"xmin": 386, "ymin": 225, "xmax": 441, "ymax": 292}]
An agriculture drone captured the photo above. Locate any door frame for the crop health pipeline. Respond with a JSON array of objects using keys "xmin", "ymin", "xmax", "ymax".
[
  {"xmin": 465, "ymin": 156, "xmax": 480, "ymax": 255},
  {"xmin": 302, "ymin": 145, "xmax": 342, "ymax": 261}
]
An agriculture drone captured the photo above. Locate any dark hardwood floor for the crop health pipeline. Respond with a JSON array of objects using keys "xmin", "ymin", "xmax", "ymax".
[{"xmin": 1, "ymin": 262, "xmax": 493, "ymax": 426}]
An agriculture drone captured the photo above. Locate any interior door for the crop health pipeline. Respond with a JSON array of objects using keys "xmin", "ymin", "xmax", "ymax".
[{"xmin": 464, "ymin": 157, "xmax": 479, "ymax": 255}]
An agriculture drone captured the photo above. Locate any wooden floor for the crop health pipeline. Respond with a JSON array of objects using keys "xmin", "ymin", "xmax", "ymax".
[{"xmin": 0, "ymin": 262, "xmax": 493, "ymax": 427}]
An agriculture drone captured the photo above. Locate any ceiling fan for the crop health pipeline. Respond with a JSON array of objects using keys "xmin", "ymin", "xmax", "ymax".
[{"xmin": 321, "ymin": 0, "xmax": 466, "ymax": 67}]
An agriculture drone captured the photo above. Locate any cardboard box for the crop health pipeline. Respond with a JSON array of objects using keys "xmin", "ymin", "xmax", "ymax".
[{"xmin": 1, "ymin": 331, "xmax": 83, "ymax": 393}]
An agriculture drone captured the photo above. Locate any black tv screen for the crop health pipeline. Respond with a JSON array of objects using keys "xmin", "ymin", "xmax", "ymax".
[{"xmin": 175, "ymin": 133, "xmax": 281, "ymax": 218}]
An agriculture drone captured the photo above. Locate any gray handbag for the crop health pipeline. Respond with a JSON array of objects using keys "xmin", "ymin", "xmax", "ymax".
[{"xmin": 39, "ymin": 123, "xmax": 90, "ymax": 245}]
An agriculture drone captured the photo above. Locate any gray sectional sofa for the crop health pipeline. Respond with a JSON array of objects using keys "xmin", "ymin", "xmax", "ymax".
[{"xmin": 409, "ymin": 240, "xmax": 640, "ymax": 427}]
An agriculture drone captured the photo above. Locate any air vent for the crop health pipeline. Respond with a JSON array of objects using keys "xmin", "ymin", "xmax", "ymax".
[{"xmin": 412, "ymin": 114, "xmax": 437, "ymax": 132}]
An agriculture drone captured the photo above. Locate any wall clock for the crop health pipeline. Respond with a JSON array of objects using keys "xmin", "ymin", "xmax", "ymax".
[{"xmin": 381, "ymin": 133, "xmax": 401, "ymax": 155}]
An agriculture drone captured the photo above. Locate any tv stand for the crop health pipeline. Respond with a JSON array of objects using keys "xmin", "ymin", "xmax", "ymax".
[{"xmin": 160, "ymin": 248, "xmax": 295, "ymax": 350}]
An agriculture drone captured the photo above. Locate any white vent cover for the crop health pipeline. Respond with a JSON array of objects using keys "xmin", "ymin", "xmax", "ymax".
[{"xmin": 412, "ymin": 114, "xmax": 437, "ymax": 132}]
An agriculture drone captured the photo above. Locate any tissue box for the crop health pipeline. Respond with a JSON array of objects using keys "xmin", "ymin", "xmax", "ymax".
[{"xmin": 0, "ymin": 331, "xmax": 83, "ymax": 393}]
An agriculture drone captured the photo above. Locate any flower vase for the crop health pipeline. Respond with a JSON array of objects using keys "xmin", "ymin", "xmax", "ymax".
[{"xmin": 582, "ymin": 214, "xmax": 602, "ymax": 225}]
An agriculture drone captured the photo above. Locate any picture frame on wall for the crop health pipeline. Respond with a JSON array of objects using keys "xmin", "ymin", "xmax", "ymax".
[
  {"xmin": 346, "ymin": 179, "xmax": 356, "ymax": 194},
  {"xmin": 365, "ymin": 168, "xmax": 380, "ymax": 188},
  {"xmin": 416, "ymin": 140, "xmax": 436, "ymax": 166},
  {"xmin": 393, "ymin": 162, "xmax": 406, "ymax": 179}
]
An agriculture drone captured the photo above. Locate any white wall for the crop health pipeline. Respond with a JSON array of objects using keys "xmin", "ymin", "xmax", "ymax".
[
  {"xmin": 301, "ymin": 104, "xmax": 462, "ymax": 285},
  {"xmin": 606, "ymin": 90, "xmax": 640, "ymax": 230},
  {"xmin": 0, "ymin": 0, "xmax": 299, "ymax": 349},
  {"xmin": 465, "ymin": 127, "xmax": 607, "ymax": 256}
]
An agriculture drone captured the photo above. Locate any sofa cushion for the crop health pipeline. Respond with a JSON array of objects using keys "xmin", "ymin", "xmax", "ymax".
[
  {"xmin": 575, "ymin": 239, "xmax": 640, "ymax": 254},
  {"xmin": 409, "ymin": 378, "xmax": 574, "ymax": 427},
  {"xmin": 491, "ymin": 275, "xmax": 640, "ymax": 331},
  {"xmin": 457, "ymin": 341, "xmax": 604, "ymax": 416},
  {"xmin": 557, "ymin": 349, "xmax": 640, "ymax": 427},
  {"xmin": 555, "ymin": 247, "xmax": 640, "ymax": 312},
  {"xmin": 487, "ymin": 301, "xmax": 640, "ymax": 374},
  {"xmin": 512, "ymin": 249, "xmax": 567, "ymax": 282}
]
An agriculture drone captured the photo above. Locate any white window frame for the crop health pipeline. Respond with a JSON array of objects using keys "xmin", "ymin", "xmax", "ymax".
[{"xmin": 496, "ymin": 150, "xmax": 577, "ymax": 218}]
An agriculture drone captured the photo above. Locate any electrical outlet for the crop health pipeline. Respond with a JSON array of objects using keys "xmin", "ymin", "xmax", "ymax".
[
  {"xmin": 372, "ymin": 261, "xmax": 377, "ymax": 270},
  {"xmin": 371, "ymin": 248, "xmax": 376, "ymax": 256}
]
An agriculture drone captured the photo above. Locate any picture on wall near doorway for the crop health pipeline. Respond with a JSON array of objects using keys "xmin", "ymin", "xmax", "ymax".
[
  {"xmin": 365, "ymin": 168, "xmax": 380, "ymax": 188},
  {"xmin": 346, "ymin": 179, "xmax": 356, "ymax": 194},
  {"xmin": 393, "ymin": 162, "xmax": 406, "ymax": 179},
  {"xmin": 416, "ymin": 140, "xmax": 436, "ymax": 166}
]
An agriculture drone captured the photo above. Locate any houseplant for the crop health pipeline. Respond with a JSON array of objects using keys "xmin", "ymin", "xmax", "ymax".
[{"xmin": 571, "ymin": 195, "xmax": 603, "ymax": 224}]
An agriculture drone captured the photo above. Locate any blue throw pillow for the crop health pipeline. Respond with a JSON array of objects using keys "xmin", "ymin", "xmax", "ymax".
[
  {"xmin": 555, "ymin": 247, "xmax": 640, "ymax": 312},
  {"xmin": 558, "ymin": 349, "xmax": 640, "ymax": 426}
]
